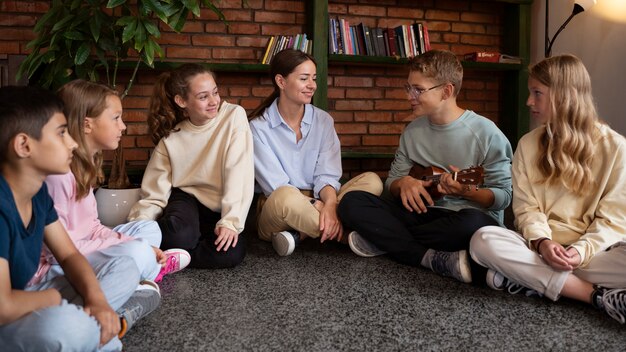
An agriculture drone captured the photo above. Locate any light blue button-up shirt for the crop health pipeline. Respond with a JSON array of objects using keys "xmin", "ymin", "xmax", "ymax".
[{"xmin": 249, "ymin": 98, "xmax": 342, "ymax": 198}]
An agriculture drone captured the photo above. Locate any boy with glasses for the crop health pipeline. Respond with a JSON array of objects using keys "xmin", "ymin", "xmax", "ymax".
[{"xmin": 338, "ymin": 50, "xmax": 513, "ymax": 284}]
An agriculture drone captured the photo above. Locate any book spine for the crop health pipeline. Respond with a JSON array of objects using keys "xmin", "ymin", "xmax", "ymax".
[{"xmin": 262, "ymin": 36, "xmax": 275, "ymax": 64}]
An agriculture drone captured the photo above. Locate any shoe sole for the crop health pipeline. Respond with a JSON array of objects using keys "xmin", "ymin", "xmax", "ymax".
[
  {"xmin": 348, "ymin": 231, "xmax": 383, "ymax": 257},
  {"xmin": 272, "ymin": 232, "xmax": 295, "ymax": 256},
  {"xmin": 457, "ymin": 250, "xmax": 472, "ymax": 284}
]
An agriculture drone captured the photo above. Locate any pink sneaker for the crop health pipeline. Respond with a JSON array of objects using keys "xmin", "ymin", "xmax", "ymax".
[{"xmin": 154, "ymin": 248, "xmax": 191, "ymax": 283}]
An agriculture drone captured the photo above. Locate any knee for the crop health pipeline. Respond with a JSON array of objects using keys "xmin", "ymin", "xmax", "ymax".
[
  {"xmin": 357, "ymin": 172, "xmax": 384, "ymax": 196},
  {"xmin": 222, "ymin": 244, "xmax": 246, "ymax": 268},
  {"xmin": 459, "ymin": 208, "xmax": 498, "ymax": 229},
  {"xmin": 263, "ymin": 186, "xmax": 303, "ymax": 215},
  {"xmin": 30, "ymin": 304, "xmax": 100, "ymax": 351},
  {"xmin": 109, "ymin": 255, "xmax": 142, "ymax": 289},
  {"xmin": 124, "ymin": 240, "xmax": 158, "ymax": 273},
  {"xmin": 469, "ymin": 226, "xmax": 501, "ymax": 262},
  {"xmin": 338, "ymin": 190, "xmax": 372, "ymax": 216}
]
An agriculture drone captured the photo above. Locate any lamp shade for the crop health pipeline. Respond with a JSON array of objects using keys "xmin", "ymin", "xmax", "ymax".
[{"xmin": 575, "ymin": 0, "xmax": 597, "ymax": 11}]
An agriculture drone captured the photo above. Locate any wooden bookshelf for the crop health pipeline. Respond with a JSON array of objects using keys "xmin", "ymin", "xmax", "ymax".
[{"xmin": 308, "ymin": 0, "xmax": 533, "ymax": 147}]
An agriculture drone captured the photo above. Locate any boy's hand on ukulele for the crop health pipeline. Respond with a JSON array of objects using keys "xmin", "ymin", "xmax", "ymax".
[
  {"xmin": 398, "ymin": 176, "xmax": 434, "ymax": 213},
  {"xmin": 438, "ymin": 165, "xmax": 466, "ymax": 196}
]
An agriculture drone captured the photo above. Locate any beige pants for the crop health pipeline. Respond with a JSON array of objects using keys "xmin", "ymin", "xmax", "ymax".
[
  {"xmin": 470, "ymin": 226, "xmax": 626, "ymax": 301},
  {"xmin": 256, "ymin": 172, "xmax": 383, "ymax": 241}
]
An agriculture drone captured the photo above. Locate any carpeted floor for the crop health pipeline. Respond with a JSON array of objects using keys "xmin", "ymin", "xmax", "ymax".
[{"xmin": 122, "ymin": 231, "xmax": 625, "ymax": 351}]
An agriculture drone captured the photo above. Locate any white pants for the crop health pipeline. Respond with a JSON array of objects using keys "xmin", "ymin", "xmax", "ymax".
[{"xmin": 470, "ymin": 226, "xmax": 626, "ymax": 301}]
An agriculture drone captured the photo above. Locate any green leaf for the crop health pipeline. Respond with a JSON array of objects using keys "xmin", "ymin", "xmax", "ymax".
[
  {"xmin": 70, "ymin": 0, "xmax": 82, "ymax": 11},
  {"xmin": 202, "ymin": 1, "xmax": 226, "ymax": 22},
  {"xmin": 75, "ymin": 42, "xmax": 91, "ymax": 65},
  {"xmin": 144, "ymin": 0, "xmax": 168, "ymax": 21},
  {"xmin": 106, "ymin": 0, "xmax": 127, "ymax": 8},
  {"xmin": 143, "ymin": 20, "xmax": 160, "ymax": 38},
  {"xmin": 116, "ymin": 16, "xmax": 135, "ymax": 26},
  {"xmin": 181, "ymin": 0, "xmax": 200, "ymax": 17},
  {"xmin": 33, "ymin": 8, "xmax": 59, "ymax": 34},
  {"xmin": 51, "ymin": 14, "xmax": 75, "ymax": 32},
  {"xmin": 90, "ymin": 14, "xmax": 101, "ymax": 42},
  {"xmin": 143, "ymin": 39, "xmax": 155, "ymax": 66},
  {"xmin": 121, "ymin": 19, "xmax": 138, "ymax": 43},
  {"xmin": 169, "ymin": 8, "xmax": 189, "ymax": 33},
  {"xmin": 64, "ymin": 31, "xmax": 85, "ymax": 40},
  {"xmin": 134, "ymin": 22, "xmax": 147, "ymax": 51}
]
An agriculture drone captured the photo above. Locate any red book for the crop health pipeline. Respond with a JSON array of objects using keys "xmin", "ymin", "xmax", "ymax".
[
  {"xmin": 464, "ymin": 52, "xmax": 500, "ymax": 63},
  {"xmin": 386, "ymin": 27, "xmax": 398, "ymax": 56}
]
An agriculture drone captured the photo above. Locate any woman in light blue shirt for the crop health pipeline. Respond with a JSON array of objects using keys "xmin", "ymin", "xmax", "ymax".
[{"xmin": 248, "ymin": 49, "xmax": 382, "ymax": 256}]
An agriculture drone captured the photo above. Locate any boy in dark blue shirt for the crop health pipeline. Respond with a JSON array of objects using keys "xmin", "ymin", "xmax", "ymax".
[{"xmin": 0, "ymin": 86, "xmax": 140, "ymax": 351}]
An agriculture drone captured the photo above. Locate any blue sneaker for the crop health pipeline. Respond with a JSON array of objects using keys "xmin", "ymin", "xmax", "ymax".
[
  {"xmin": 348, "ymin": 231, "xmax": 386, "ymax": 257},
  {"xmin": 429, "ymin": 250, "xmax": 472, "ymax": 283}
]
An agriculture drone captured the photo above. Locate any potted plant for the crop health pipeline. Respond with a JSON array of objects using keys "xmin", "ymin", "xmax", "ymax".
[{"xmin": 18, "ymin": 0, "xmax": 226, "ymax": 225}]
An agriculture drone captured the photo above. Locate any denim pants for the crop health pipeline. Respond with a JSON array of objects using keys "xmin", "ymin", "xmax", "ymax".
[
  {"xmin": 0, "ymin": 252, "xmax": 139, "ymax": 351},
  {"xmin": 46, "ymin": 220, "xmax": 162, "ymax": 282}
]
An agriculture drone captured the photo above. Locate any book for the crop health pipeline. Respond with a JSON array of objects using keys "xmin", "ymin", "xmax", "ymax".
[
  {"xmin": 499, "ymin": 54, "xmax": 522, "ymax": 64},
  {"xmin": 386, "ymin": 27, "xmax": 398, "ymax": 56},
  {"xmin": 374, "ymin": 28, "xmax": 386, "ymax": 56},
  {"xmin": 261, "ymin": 36, "xmax": 275, "ymax": 64},
  {"xmin": 422, "ymin": 22, "xmax": 431, "ymax": 52},
  {"xmin": 464, "ymin": 51, "xmax": 500, "ymax": 63}
]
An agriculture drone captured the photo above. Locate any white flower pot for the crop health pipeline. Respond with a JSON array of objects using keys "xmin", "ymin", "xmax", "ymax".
[{"xmin": 95, "ymin": 187, "xmax": 141, "ymax": 227}]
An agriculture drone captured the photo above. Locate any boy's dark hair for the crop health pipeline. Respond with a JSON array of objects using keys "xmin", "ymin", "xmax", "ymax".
[{"xmin": 0, "ymin": 85, "xmax": 64, "ymax": 165}]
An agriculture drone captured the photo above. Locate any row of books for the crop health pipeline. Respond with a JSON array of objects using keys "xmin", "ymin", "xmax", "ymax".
[
  {"xmin": 261, "ymin": 34, "xmax": 313, "ymax": 65},
  {"xmin": 329, "ymin": 18, "xmax": 431, "ymax": 58}
]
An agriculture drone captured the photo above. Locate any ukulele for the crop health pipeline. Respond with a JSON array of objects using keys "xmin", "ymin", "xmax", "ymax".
[{"xmin": 408, "ymin": 164, "xmax": 485, "ymax": 199}]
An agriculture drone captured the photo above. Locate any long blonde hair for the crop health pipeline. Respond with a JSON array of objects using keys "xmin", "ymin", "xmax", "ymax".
[
  {"xmin": 57, "ymin": 80, "xmax": 119, "ymax": 199},
  {"xmin": 529, "ymin": 54, "xmax": 599, "ymax": 195}
]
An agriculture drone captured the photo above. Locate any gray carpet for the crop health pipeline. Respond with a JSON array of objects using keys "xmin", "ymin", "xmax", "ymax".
[{"xmin": 122, "ymin": 234, "xmax": 625, "ymax": 351}]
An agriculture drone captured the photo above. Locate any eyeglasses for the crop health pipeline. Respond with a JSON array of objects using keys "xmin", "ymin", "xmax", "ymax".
[{"xmin": 404, "ymin": 82, "xmax": 448, "ymax": 99}]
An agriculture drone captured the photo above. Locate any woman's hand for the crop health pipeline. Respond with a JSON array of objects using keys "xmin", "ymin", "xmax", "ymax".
[
  {"xmin": 214, "ymin": 227, "xmax": 238, "ymax": 251},
  {"xmin": 319, "ymin": 201, "xmax": 342, "ymax": 243},
  {"xmin": 537, "ymin": 239, "xmax": 579, "ymax": 271}
]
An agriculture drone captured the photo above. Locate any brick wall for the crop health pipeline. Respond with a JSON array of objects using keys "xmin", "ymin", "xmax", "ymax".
[{"xmin": 1, "ymin": 0, "xmax": 509, "ymax": 179}]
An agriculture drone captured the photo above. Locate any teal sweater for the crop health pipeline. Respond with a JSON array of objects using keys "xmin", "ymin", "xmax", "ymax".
[{"xmin": 384, "ymin": 110, "xmax": 513, "ymax": 224}]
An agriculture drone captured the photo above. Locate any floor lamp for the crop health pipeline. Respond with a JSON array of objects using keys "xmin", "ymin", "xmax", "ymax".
[{"xmin": 545, "ymin": 0, "xmax": 597, "ymax": 57}]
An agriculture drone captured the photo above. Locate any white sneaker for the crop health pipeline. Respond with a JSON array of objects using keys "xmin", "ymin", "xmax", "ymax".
[
  {"xmin": 272, "ymin": 231, "xmax": 298, "ymax": 256},
  {"xmin": 602, "ymin": 288, "xmax": 626, "ymax": 324},
  {"xmin": 348, "ymin": 231, "xmax": 386, "ymax": 257}
]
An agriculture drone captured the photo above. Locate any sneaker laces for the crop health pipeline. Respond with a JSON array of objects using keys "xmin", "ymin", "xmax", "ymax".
[
  {"xmin": 430, "ymin": 251, "xmax": 454, "ymax": 278},
  {"xmin": 505, "ymin": 280, "xmax": 541, "ymax": 297},
  {"xmin": 154, "ymin": 254, "xmax": 178, "ymax": 283},
  {"xmin": 602, "ymin": 288, "xmax": 626, "ymax": 324}
]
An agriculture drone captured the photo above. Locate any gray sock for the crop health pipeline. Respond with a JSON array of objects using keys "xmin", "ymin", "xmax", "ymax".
[{"xmin": 420, "ymin": 249, "xmax": 435, "ymax": 269}]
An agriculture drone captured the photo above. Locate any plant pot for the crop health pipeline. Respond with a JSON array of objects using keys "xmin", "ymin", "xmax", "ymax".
[{"xmin": 95, "ymin": 187, "xmax": 141, "ymax": 228}]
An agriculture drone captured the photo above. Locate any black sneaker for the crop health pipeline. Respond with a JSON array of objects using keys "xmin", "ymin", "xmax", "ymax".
[
  {"xmin": 486, "ymin": 269, "xmax": 541, "ymax": 297},
  {"xmin": 602, "ymin": 288, "xmax": 626, "ymax": 324},
  {"xmin": 429, "ymin": 250, "xmax": 472, "ymax": 283},
  {"xmin": 118, "ymin": 280, "xmax": 161, "ymax": 338}
]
